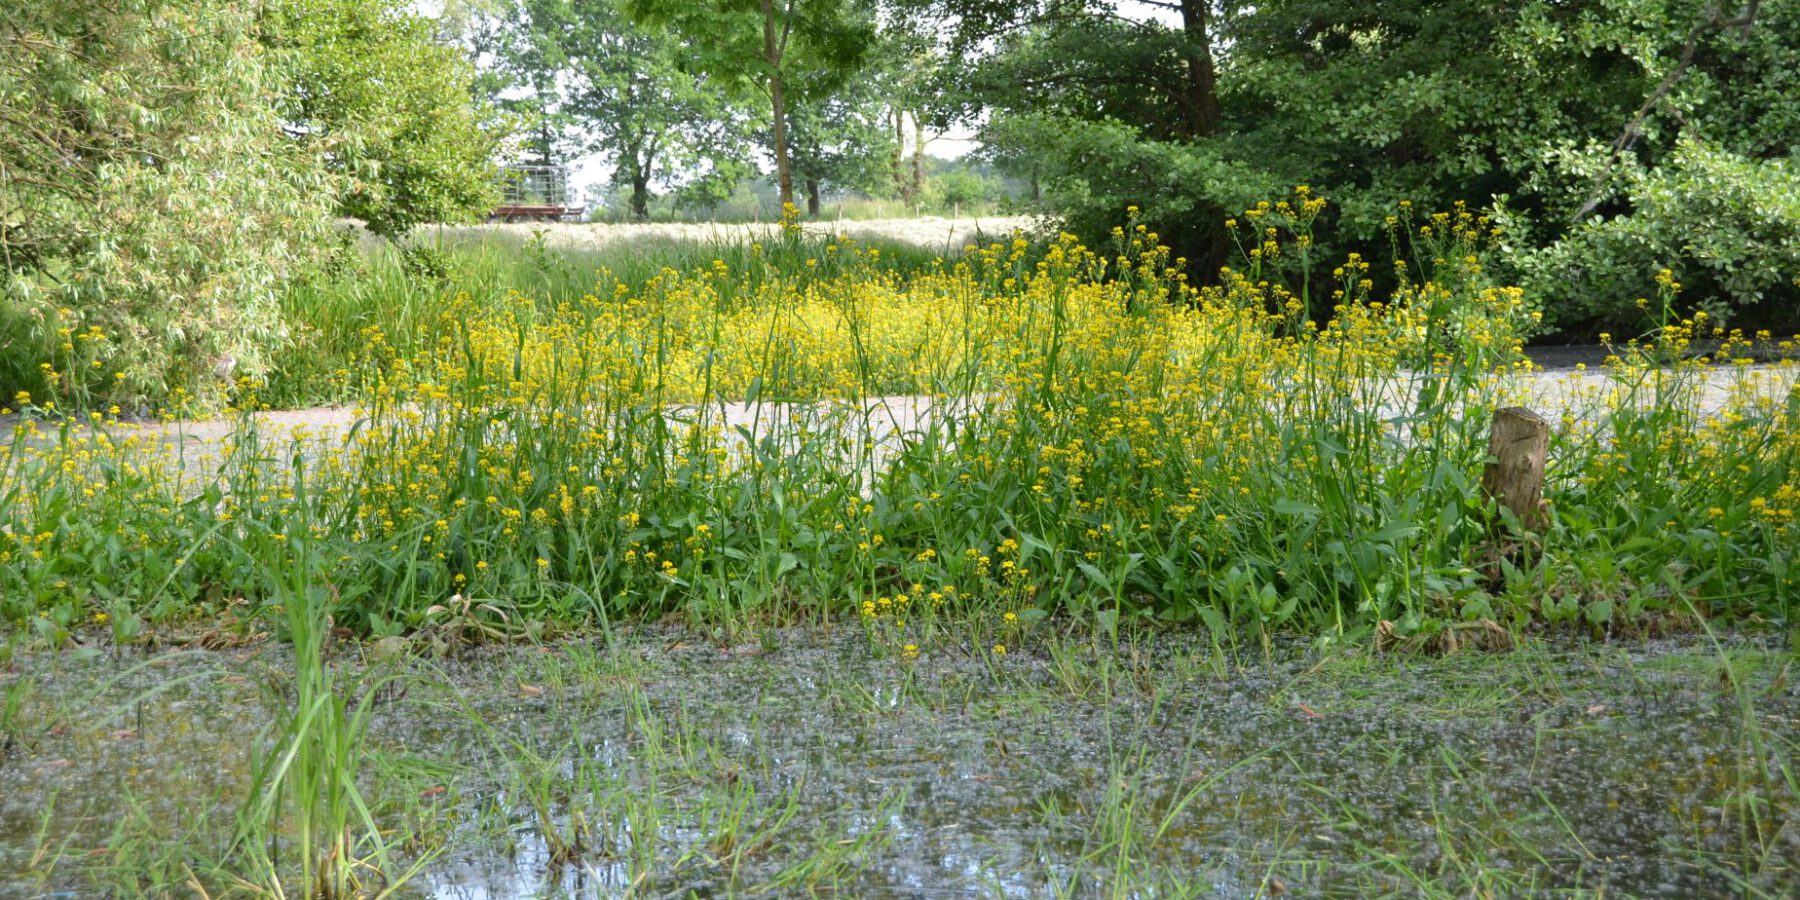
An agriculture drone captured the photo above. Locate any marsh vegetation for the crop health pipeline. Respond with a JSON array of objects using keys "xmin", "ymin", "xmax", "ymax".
[
  {"xmin": 3, "ymin": 202, "xmax": 1797, "ymax": 893},
  {"xmin": 6, "ymin": 0, "xmax": 1799, "ymax": 895},
  {"xmin": 2, "ymin": 629, "xmax": 1795, "ymax": 897}
]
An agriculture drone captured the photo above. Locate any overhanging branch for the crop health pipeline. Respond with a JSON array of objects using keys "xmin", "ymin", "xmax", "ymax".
[{"xmin": 1571, "ymin": 1, "xmax": 1761, "ymax": 224}]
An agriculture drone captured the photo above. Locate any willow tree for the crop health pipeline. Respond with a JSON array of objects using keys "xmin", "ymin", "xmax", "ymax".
[
  {"xmin": 2, "ymin": 0, "xmax": 508, "ymax": 409},
  {"xmin": 1, "ymin": 0, "xmax": 334, "ymax": 409}
]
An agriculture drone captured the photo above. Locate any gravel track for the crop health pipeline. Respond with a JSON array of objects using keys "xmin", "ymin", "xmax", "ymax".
[{"xmin": 10, "ymin": 364, "xmax": 1790, "ymax": 473}]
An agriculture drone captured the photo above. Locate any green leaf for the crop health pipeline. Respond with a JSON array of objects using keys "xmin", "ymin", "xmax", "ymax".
[{"xmin": 1272, "ymin": 498, "xmax": 1320, "ymax": 518}]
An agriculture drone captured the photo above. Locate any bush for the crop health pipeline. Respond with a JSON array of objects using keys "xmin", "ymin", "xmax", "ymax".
[
  {"xmin": 1, "ymin": 0, "xmax": 334, "ymax": 412},
  {"xmin": 925, "ymin": 171, "xmax": 1000, "ymax": 211},
  {"xmin": 1502, "ymin": 141, "xmax": 1800, "ymax": 336}
]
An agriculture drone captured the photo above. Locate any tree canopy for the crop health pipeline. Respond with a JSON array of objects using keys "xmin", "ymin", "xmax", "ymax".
[
  {"xmin": 472, "ymin": 0, "xmax": 754, "ymax": 220},
  {"xmin": 1, "ymin": 0, "xmax": 334, "ymax": 407},
  {"xmin": 627, "ymin": 0, "xmax": 876, "ymax": 212},
  {"xmin": 925, "ymin": 0, "xmax": 1798, "ymax": 331},
  {"xmin": 266, "ymin": 0, "xmax": 504, "ymax": 238}
]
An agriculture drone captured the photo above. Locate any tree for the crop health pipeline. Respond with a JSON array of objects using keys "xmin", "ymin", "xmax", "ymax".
[
  {"xmin": 783, "ymin": 56, "xmax": 900, "ymax": 214},
  {"xmin": 2, "ymin": 0, "xmax": 336, "ymax": 409},
  {"xmin": 916, "ymin": 0, "xmax": 1219, "ymax": 143},
  {"xmin": 467, "ymin": 0, "xmax": 754, "ymax": 221},
  {"xmin": 924, "ymin": 163, "xmax": 1002, "ymax": 212},
  {"xmin": 264, "ymin": 0, "xmax": 504, "ymax": 238},
  {"xmin": 561, "ymin": 0, "xmax": 753, "ymax": 220},
  {"xmin": 870, "ymin": 9, "xmax": 964, "ymax": 206},
  {"xmin": 931, "ymin": 6, "xmax": 1250, "ymax": 269},
  {"xmin": 925, "ymin": 0, "xmax": 1800, "ymax": 332},
  {"xmin": 460, "ymin": 0, "xmax": 575, "ymax": 167},
  {"xmin": 628, "ymin": 0, "xmax": 874, "ymax": 211},
  {"xmin": 788, "ymin": 102, "xmax": 894, "ymax": 215},
  {"xmin": 1216, "ymin": 0, "xmax": 1796, "ymax": 328}
]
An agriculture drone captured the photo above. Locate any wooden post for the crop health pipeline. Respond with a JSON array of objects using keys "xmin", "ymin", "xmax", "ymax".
[{"xmin": 1481, "ymin": 407, "xmax": 1550, "ymax": 529}]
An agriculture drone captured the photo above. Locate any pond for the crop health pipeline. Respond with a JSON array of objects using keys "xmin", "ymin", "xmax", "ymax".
[{"xmin": 1, "ymin": 628, "xmax": 1794, "ymax": 897}]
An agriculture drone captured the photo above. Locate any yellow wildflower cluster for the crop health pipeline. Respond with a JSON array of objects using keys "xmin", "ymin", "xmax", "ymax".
[{"xmin": 3, "ymin": 197, "xmax": 1796, "ymax": 639}]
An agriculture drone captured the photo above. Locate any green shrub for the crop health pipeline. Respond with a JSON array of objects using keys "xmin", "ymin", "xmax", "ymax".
[
  {"xmin": 925, "ymin": 171, "xmax": 1001, "ymax": 211},
  {"xmin": 264, "ymin": 0, "xmax": 503, "ymax": 240},
  {"xmin": 1, "ymin": 0, "xmax": 334, "ymax": 413},
  {"xmin": 1502, "ymin": 141, "xmax": 1800, "ymax": 335}
]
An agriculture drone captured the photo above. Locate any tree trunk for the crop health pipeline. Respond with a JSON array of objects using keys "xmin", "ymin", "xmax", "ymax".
[
  {"xmin": 891, "ymin": 108, "xmax": 909, "ymax": 201},
  {"xmin": 618, "ymin": 145, "xmax": 652, "ymax": 222},
  {"xmin": 1177, "ymin": 0, "xmax": 1222, "ymax": 139},
  {"xmin": 910, "ymin": 113, "xmax": 925, "ymax": 205},
  {"xmin": 806, "ymin": 177, "xmax": 822, "ymax": 216},
  {"xmin": 631, "ymin": 172, "xmax": 650, "ymax": 222},
  {"xmin": 761, "ymin": 0, "xmax": 794, "ymax": 211}
]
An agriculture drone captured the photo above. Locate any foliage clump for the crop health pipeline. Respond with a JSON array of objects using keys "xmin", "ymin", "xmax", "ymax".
[
  {"xmin": 1503, "ymin": 140, "xmax": 1800, "ymax": 330},
  {"xmin": 6, "ymin": 199, "xmax": 1795, "ymax": 648},
  {"xmin": 944, "ymin": 0, "xmax": 1800, "ymax": 335},
  {"xmin": 265, "ymin": 0, "xmax": 502, "ymax": 240},
  {"xmin": 1, "ymin": 0, "xmax": 503, "ymax": 411},
  {"xmin": 1, "ymin": 0, "xmax": 335, "ymax": 410}
]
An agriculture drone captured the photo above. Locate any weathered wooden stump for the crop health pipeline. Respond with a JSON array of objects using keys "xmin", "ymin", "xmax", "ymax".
[{"xmin": 1481, "ymin": 406, "xmax": 1550, "ymax": 530}]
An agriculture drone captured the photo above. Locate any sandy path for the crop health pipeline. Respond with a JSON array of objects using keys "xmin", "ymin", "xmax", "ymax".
[{"xmin": 9, "ymin": 365, "xmax": 1790, "ymax": 470}]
